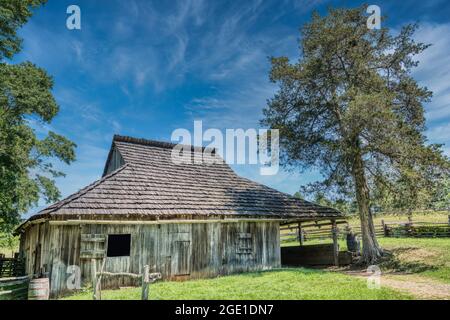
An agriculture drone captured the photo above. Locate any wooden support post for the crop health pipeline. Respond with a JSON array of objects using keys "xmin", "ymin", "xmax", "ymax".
[
  {"xmin": 298, "ymin": 222, "xmax": 303, "ymax": 246},
  {"xmin": 141, "ymin": 265, "xmax": 149, "ymax": 301},
  {"xmin": 91, "ymin": 259, "xmax": 98, "ymax": 300},
  {"xmin": 95, "ymin": 258, "xmax": 106, "ymax": 300},
  {"xmin": 381, "ymin": 219, "xmax": 387, "ymax": 237},
  {"xmin": 331, "ymin": 220, "xmax": 339, "ymax": 267},
  {"xmin": 407, "ymin": 215, "xmax": 413, "ymax": 225}
]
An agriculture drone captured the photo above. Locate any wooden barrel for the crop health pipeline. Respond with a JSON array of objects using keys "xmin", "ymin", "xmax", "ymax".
[{"xmin": 28, "ymin": 278, "xmax": 50, "ymax": 300}]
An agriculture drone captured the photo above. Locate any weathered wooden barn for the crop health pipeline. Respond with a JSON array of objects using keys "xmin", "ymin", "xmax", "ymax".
[{"xmin": 16, "ymin": 135, "xmax": 343, "ymax": 297}]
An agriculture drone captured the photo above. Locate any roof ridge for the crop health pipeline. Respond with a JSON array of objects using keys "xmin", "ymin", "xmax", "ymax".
[
  {"xmin": 40, "ymin": 164, "xmax": 129, "ymax": 216},
  {"xmin": 113, "ymin": 135, "xmax": 216, "ymax": 154}
]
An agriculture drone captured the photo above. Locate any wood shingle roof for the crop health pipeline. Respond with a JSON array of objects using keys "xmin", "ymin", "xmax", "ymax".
[{"xmin": 30, "ymin": 135, "xmax": 342, "ymax": 221}]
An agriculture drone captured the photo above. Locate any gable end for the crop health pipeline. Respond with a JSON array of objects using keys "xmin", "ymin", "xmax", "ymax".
[{"xmin": 103, "ymin": 144, "xmax": 125, "ymax": 176}]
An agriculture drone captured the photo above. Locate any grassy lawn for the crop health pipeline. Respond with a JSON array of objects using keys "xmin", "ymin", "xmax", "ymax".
[
  {"xmin": 0, "ymin": 232, "xmax": 19, "ymax": 258},
  {"xmin": 62, "ymin": 268, "xmax": 412, "ymax": 300},
  {"xmin": 378, "ymin": 238, "xmax": 450, "ymax": 284},
  {"xmin": 348, "ymin": 211, "xmax": 450, "ymax": 225},
  {"xmin": 283, "ymin": 236, "xmax": 450, "ymax": 285},
  {"xmin": 3, "ymin": 212, "xmax": 447, "ymax": 300}
]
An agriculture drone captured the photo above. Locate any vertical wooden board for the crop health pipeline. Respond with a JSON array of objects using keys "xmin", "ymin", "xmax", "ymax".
[
  {"xmin": 217, "ymin": 223, "xmax": 227, "ymax": 275},
  {"xmin": 274, "ymin": 222, "xmax": 281, "ymax": 267},
  {"xmin": 172, "ymin": 241, "xmax": 190, "ymax": 276},
  {"xmin": 226, "ymin": 222, "xmax": 236, "ymax": 270},
  {"xmin": 191, "ymin": 223, "xmax": 209, "ymax": 274},
  {"xmin": 169, "ymin": 224, "xmax": 191, "ymax": 279},
  {"xmin": 47, "ymin": 225, "xmax": 81, "ymax": 297},
  {"xmin": 160, "ymin": 224, "xmax": 172, "ymax": 279},
  {"xmin": 79, "ymin": 224, "xmax": 90, "ymax": 287},
  {"xmin": 136, "ymin": 224, "xmax": 144, "ymax": 274},
  {"xmin": 145, "ymin": 224, "xmax": 159, "ymax": 273},
  {"xmin": 20, "ymin": 220, "xmax": 283, "ymax": 297},
  {"xmin": 249, "ymin": 222, "xmax": 259, "ymax": 268}
]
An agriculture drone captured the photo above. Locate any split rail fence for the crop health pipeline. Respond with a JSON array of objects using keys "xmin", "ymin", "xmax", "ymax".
[
  {"xmin": 0, "ymin": 276, "xmax": 29, "ymax": 300},
  {"xmin": 91, "ymin": 258, "xmax": 161, "ymax": 300},
  {"xmin": 0, "ymin": 255, "xmax": 25, "ymax": 278},
  {"xmin": 281, "ymin": 215, "xmax": 450, "ymax": 243}
]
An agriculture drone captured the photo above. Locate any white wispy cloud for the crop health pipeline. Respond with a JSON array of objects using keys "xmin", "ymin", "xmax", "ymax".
[
  {"xmin": 414, "ymin": 23, "xmax": 450, "ymax": 122},
  {"xmin": 17, "ymin": 0, "xmax": 450, "ymax": 208}
]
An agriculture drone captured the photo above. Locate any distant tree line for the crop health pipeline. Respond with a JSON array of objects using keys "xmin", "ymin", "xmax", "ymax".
[{"xmin": 294, "ymin": 174, "xmax": 450, "ymax": 216}]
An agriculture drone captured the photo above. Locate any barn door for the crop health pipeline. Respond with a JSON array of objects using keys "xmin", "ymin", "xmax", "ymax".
[
  {"xmin": 79, "ymin": 233, "xmax": 106, "ymax": 286},
  {"xmin": 170, "ymin": 225, "xmax": 191, "ymax": 278},
  {"xmin": 33, "ymin": 243, "xmax": 41, "ymax": 275},
  {"xmin": 173, "ymin": 241, "xmax": 190, "ymax": 276}
]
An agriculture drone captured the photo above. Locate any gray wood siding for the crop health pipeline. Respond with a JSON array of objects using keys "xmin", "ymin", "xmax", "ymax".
[
  {"xmin": 104, "ymin": 146, "xmax": 125, "ymax": 175},
  {"xmin": 20, "ymin": 221, "xmax": 280, "ymax": 298},
  {"xmin": 19, "ymin": 222, "xmax": 81, "ymax": 297}
]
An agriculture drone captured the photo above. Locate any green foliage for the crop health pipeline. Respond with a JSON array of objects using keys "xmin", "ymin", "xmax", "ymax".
[
  {"xmin": 430, "ymin": 176, "xmax": 450, "ymax": 210},
  {"xmin": 0, "ymin": 220, "xmax": 19, "ymax": 256},
  {"xmin": 0, "ymin": 0, "xmax": 76, "ymax": 228},
  {"xmin": 0, "ymin": 0, "xmax": 47, "ymax": 60},
  {"xmin": 0, "ymin": 232, "xmax": 19, "ymax": 256},
  {"xmin": 261, "ymin": 6, "xmax": 450, "ymax": 261},
  {"xmin": 301, "ymin": 189, "xmax": 358, "ymax": 215},
  {"xmin": 263, "ymin": 5, "xmax": 448, "ymax": 201},
  {"xmin": 293, "ymin": 191, "xmax": 303, "ymax": 199},
  {"xmin": 388, "ymin": 225, "xmax": 450, "ymax": 238}
]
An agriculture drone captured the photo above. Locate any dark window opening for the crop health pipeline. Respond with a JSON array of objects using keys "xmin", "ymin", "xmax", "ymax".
[{"xmin": 107, "ymin": 234, "xmax": 131, "ymax": 257}]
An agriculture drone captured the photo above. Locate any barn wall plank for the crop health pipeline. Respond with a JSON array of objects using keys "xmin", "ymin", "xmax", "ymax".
[{"xmin": 21, "ymin": 220, "xmax": 281, "ymax": 298}]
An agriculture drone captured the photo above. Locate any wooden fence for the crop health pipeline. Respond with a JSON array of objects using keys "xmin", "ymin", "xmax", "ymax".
[
  {"xmin": 0, "ymin": 256, "xmax": 25, "ymax": 278},
  {"xmin": 280, "ymin": 221, "xmax": 381, "ymax": 243},
  {"xmin": 0, "ymin": 276, "xmax": 30, "ymax": 300},
  {"xmin": 92, "ymin": 258, "xmax": 161, "ymax": 300},
  {"xmin": 281, "ymin": 216, "xmax": 450, "ymax": 243},
  {"xmin": 384, "ymin": 221, "xmax": 450, "ymax": 238}
]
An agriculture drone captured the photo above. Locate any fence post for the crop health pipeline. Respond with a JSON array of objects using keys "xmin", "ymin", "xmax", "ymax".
[
  {"xmin": 141, "ymin": 265, "xmax": 150, "ymax": 300},
  {"xmin": 92, "ymin": 259, "xmax": 98, "ymax": 300},
  {"xmin": 298, "ymin": 222, "xmax": 303, "ymax": 246},
  {"xmin": 331, "ymin": 220, "xmax": 339, "ymax": 267},
  {"xmin": 381, "ymin": 219, "xmax": 388, "ymax": 237},
  {"xmin": 407, "ymin": 215, "xmax": 413, "ymax": 225}
]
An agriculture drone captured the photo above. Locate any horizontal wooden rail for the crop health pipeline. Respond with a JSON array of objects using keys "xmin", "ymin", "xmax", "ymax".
[
  {"xmin": 281, "ymin": 218, "xmax": 450, "ymax": 243},
  {"xmin": 96, "ymin": 271, "xmax": 141, "ymax": 279},
  {"xmin": 92, "ymin": 259, "xmax": 161, "ymax": 301},
  {"xmin": 0, "ymin": 276, "xmax": 30, "ymax": 300}
]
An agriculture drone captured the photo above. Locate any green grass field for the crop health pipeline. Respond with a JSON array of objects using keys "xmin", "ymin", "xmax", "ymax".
[
  {"xmin": 62, "ymin": 268, "xmax": 412, "ymax": 300},
  {"xmin": 63, "ymin": 236, "xmax": 450, "ymax": 300},
  {"xmin": 378, "ymin": 237, "xmax": 450, "ymax": 284},
  {"xmin": 2, "ymin": 212, "xmax": 448, "ymax": 300},
  {"xmin": 349, "ymin": 211, "xmax": 449, "ymax": 225},
  {"xmin": 282, "ymin": 237, "xmax": 450, "ymax": 284}
]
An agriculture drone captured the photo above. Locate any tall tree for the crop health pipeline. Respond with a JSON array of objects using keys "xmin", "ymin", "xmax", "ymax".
[
  {"xmin": 0, "ymin": 0, "xmax": 76, "ymax": 231},
  {"xmin": 261, "ymin": 6, "xmax": 449, "ymax": 264},
  {"xmin": 371, "ymin": 168, "xmax": 447, "ymax": 213}
]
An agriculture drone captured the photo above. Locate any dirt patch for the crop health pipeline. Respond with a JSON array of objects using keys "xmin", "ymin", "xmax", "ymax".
[
  {"xmin": 395, "ymin": 248, "xmax": 438, "ymax": 263},
  {"xmin": 346, "ymin": 270, "xmax": 450, "ymax": 300},
  {"xmin": 376, "ymin": 248, "xmax": 440, "ymax": 274}
]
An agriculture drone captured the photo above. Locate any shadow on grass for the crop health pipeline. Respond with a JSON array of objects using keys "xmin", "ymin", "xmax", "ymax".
[{"xmin": 378, "ymin": 248, "xmax": 438, "ymax": 274}]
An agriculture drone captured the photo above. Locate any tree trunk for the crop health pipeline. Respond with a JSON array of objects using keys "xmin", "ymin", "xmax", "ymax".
[{"xmin": 352, "ymin": 152, "xmax": 383, "ymax": 265}]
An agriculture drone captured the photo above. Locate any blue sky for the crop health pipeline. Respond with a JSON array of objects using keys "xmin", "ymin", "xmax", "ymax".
[{"xmin": 13, "ymin": 0, "xmax": 450, "ymax": 217}]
